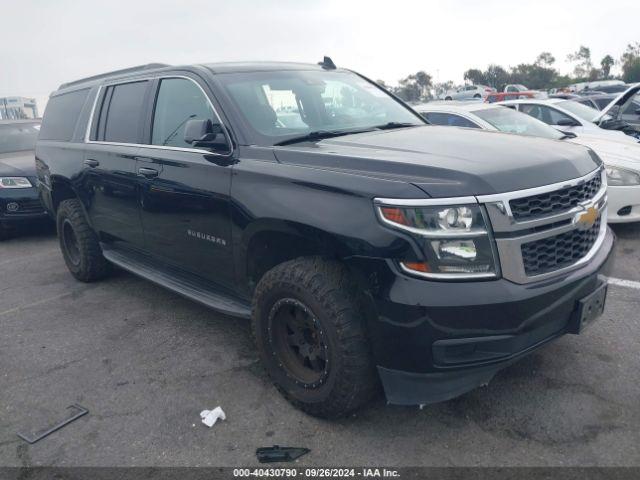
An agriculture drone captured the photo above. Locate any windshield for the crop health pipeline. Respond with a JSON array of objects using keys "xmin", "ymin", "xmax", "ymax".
[
  {"xmin": 473, "ymin": 107, "xmax": 564, "ymax": 140},
  {"xmin": 216, "ymin": 70, "xmax": 423, "ymax": 145},
  {"xmin": 0, "ymin": 122, "xmax": 40, "ymax": 154},
  {"xmin": 557, "ymin": 100, "xmax": 609, "ymax": 122}
]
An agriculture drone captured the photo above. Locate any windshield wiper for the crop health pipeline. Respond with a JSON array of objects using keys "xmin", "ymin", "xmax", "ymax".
[
  {"xmin": 274, "ymin": 122, "xmax": 421, "ymax": 146},
  {"xmin": 274, "ymin": 128, "xmax": 373, "ymax": 146},
  {"xmin": 371, "ymin": 122, "xmax": 422, "ymax": 130}
]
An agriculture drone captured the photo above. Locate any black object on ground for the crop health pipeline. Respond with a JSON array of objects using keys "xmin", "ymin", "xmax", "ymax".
[
  {"xmin": 256, "ymin": 445, "xmax": 310, "ymax": 463},
  {"xmin": 16, "ymin": 404, "xmax": 89, "ymax": 444}
]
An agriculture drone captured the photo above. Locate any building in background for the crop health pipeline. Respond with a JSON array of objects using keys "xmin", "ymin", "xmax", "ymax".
[{"xmin": 0, "ymin": 97, "xmax": 38, "ymax": 119}]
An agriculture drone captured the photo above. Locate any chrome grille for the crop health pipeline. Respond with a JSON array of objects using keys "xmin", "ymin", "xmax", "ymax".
[
  {"xmin": 478, "ymin": 168, "xmax": 607, "ymax": 284},
  {"xmin": 521, "ymin": 218, "xmax": 601, "ymax": 276},
  {"xmin": 509, "ymin": 174, "xmax": 601, "ymax": 221}
]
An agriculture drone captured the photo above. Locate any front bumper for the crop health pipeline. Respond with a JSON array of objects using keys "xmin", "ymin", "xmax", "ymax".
[
  {"xmin": 0, "ymin": 186, "xmax": 49, "ymax": 226},
  {"xmin": 365, "ymin": 227, "xmax": 615, "ymax": 405},
  {"xmin": 608, "ymin": 185, "xmax": 640, "ymax": 223}
]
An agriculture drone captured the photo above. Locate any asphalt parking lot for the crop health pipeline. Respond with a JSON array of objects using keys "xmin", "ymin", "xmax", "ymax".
[{"xmin": 1, "ymin": 223, "xmax": 639, "ymax": 467}]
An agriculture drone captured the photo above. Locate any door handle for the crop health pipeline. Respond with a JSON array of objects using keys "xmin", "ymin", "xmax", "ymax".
[
  {"xmin": 138, "ymin": 167, "xmax": 159, "ymax": 178},
  {"xmin": 84, "ymin": 159, "xmax": 100, "ymax": 168}
]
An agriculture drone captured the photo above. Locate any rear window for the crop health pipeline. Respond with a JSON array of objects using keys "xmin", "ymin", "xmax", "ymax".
[
  {"xmin": 94, "ymin": 81, "xmax": 148, "ymax": 143},
  {"xmin": 422, "ymin": 112, "xmax": 480, "ymax": 129},
  {"xmin": 0, "ymin": 122, "xmax": 41, "ymax": 153},
  {"xmin": 91, "ymin": 80, "xmax": 149, "ymax": 143},
  {"xmin": 39, "ymin": 89, "xmax": 89, "ymax": 141}
]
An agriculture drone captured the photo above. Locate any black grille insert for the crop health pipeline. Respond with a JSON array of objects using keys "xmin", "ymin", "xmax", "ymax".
[
  {"xmin": 3, "ymin": 199, "xmax": 45, "ymax": 215},
  {"xmin": 522, "ymin": 218, "xmax": 601, "ymax": 276},
  {"xmin": 510, "ymin": 173, "xmax": 601, "ymax": 221}
]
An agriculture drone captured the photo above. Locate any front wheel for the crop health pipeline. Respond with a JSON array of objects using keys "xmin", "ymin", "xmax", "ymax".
[{"xmin": 252, "ymin": 257, "xmax": 378, "ymax": 418}]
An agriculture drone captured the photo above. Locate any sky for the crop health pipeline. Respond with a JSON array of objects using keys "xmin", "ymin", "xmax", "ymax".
[{"xmin": 2, "ymin": 0, "xmax": 639, "ymax": 113}]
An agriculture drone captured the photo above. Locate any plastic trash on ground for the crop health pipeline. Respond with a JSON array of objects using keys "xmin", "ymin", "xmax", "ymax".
[{"xmin": 200, "ymin": 406, "xmax": 226, "ymax": 428}]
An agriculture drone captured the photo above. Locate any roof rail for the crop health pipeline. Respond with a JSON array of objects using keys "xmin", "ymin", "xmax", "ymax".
[{"xmin": 58, "ymin": 63, "xmax": 171, "ymax": 89}]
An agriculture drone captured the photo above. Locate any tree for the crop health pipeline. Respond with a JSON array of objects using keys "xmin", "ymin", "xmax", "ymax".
[
  {"xmin": 535, "ymin": 52, "xmax": 556, "ymax": 67},
  {"xmin": 620, "ymin": 42, "xmax": 640, "ymax": 83},
  {"xmin": 567, "ymin": 45, "xmax": 593, "ymax": 79},
  {"xmin": 463, "ymin": 68, "xmax": 486, "ymax": 86},
  {"xmin": 484, "ymin": 64, "xmax": 510, "ymax": 90},
  {"xmin": 600, "ymin": 55, "xmax": 615, "ymax": 79},
  {"xmin": 394, "ymin": 71, "xmax": 433, "ymax": 103}
]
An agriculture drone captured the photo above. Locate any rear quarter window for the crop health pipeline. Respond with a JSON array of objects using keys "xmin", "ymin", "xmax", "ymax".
[
  {"xmin": 94, "ymin": 81, "xmax": 148, "ymax": 143},
  {"xmin": 39, "ymin": 89, "xmax": 90, "ymax": 141}
]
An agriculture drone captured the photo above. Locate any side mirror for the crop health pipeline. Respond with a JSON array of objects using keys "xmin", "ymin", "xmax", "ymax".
[
  {"xmin": 635, "ymin": 108, "xmax": 640, "ymax": 116},
  {"xmin": 184, "ymin": 118, "xmax": 223, "ymax": 146},
  {"xmin": 556, "ymin": 118, "xmax": 578, "ymax": 127}
]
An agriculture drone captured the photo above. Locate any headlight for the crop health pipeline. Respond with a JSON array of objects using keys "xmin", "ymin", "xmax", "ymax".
[
  {"xmin": 0, "ymin": 177, "xmax": 32, "ymax": 189},
  {"xmin": 606, "ymin": 167, "xmax": 640, "ymax": 186},
  {"xmin": 376, "ymin": 202, "xmax": 498, "ymax": 279}
]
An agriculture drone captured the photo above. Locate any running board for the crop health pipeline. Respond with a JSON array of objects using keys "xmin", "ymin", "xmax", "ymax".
[{"xmin": 102, "ymin": 247, "xmax": 251, "ymax": 319}]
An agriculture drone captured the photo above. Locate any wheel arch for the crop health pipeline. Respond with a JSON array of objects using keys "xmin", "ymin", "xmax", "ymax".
[
  {"xmin": 240, "ymin": 219, "xmax": 358, "ymax": 294},
  {"xmin": 49, "ymin": 176, "xmax": 93, "ymax": 227}
]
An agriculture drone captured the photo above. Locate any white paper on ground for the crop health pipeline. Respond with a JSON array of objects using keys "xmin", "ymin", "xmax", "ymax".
[{"xmin": 200, "ymin": 406, "xmax": 226, "ymax": 428}]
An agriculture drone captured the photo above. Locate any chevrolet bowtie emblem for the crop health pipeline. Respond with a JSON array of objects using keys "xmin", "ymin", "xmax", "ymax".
[{"xmin": 575, "ymin": 206, "xmax": 598, "ymax": 230}]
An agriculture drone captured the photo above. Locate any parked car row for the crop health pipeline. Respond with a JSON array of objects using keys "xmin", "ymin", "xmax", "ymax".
[
  {"xmin": 416, "ymin": 101, "xmax": 640, "ymax": 223},
  {"xmin": 0, "ymin": 119, "xmax": 49, "ymax": 239}
]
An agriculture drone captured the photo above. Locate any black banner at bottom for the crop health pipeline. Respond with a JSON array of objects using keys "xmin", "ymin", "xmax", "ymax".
[{"xmin": 0, "ymin": 467, "xmax": 639, "ymax": 480}]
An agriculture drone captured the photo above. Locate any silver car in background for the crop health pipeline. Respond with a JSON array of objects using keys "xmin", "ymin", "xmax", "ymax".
[{"xmin": 442, "ymin": 84, "xmax": 494, "ymax": 101}]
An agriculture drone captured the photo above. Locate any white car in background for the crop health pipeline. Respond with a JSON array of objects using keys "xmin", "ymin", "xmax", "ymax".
[
  {"xmin": 500, "ymin": 98, "xmax": 640, "ymax": 144},
  {"xmin": 594, "ymin": 83, "xmax": 640, "ymax": 129},
  {"xmin": 442, "ymin": 84, "xmax": 495, "ymax": 101},
  {"xmin": 415, "ymin": 102, "xmax": 640, "ymax": 223}
]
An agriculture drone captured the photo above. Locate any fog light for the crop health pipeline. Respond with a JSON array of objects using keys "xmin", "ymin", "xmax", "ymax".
[{"xmin": 617, "ymin": 206, "xmax": 632, "ymax": 216}]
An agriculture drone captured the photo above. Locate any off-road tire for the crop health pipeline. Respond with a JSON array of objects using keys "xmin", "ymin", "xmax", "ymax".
[
  {"xmin": 252, "ymin": 257, "xmax": 378, "ymax": 418},
  {"xmin": 56, "ymin": 199, "xmax": 111, "ymax": 282}
]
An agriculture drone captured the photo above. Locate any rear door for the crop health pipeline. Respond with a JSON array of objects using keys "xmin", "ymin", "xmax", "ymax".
[
  {"xmin": 136, "ymin": 75, "xmax": 236, "ymax": 289},
  {"xmin": 83, "ymin": 80, "xmax": 150, "ymax": 249}
]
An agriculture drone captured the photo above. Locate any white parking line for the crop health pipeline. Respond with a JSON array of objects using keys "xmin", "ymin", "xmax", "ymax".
[
  {"xmin": 0, "ymin": 292, "xmax": 72, "ymax": 318},
  {"xmin": 608, "ymin": 277, "xmax": 640, "ymax": 290}
]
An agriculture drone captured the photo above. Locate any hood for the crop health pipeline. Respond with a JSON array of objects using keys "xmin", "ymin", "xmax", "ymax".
[
  {"xmin": 273, "ymin": 126, "xmax": 600, "ymax": 197},
  {"xmin": 0, "ymin": 150, "xmax": 37, "ymax": 177},
  {"xmin": 595, "ymin": 83, "xmax": 640, "ymax": 124},
  {"xmin": 570, "ymin": 134, "xmax": 640, "ymax": 170}
]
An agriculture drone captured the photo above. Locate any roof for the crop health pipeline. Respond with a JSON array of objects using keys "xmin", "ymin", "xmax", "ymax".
[
  {"xmin": 57, "ymin": 61, "xmax": 339, "ymax": 92},
  {"xmin": 0, "ymin": 119, "xmax": 41, "ymax": 125},
  {"xmin": 202, "ymin": 61, "xmax": 336, "ymax": 74},
  {"xmin": 500, "ymin": 98, "xmax": 564, "ymax": 106},
  {"xmin": 414, "ymin": 101, "xmax": 499, "ymax": 113}
]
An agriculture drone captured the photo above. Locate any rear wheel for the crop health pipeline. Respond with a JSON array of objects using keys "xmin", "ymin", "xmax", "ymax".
[
  {"xmin": 56, "ymin": 199, "xmax": 111, "ymax": 282},
  {"xmin": 473, "ymin": 93, "xmax": 481, "ymax": 98},
  {"xmin": 252, "ymin": 257, "xmax": 378, "ymax": 418},
  {"xmin": 445, "ymin": 96, "xmax": 453, "ymax": 101}
]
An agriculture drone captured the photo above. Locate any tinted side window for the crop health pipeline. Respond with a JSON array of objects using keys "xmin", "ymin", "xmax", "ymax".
[
  {"xmin": 594, "ymin": 98, "xmax": 612, "ymax": 109},
  {"xmin": 39, "ymin": 89, "xmax": 89, "ymax": 141},
  {"xmin": 520, "ymin": 104, "xmax": 572, "ymax": 125},
  {"xmin": 97, "ymin": 81, "xmax": 148, "ymax": 143},
  {"xmin": 424, "ymin": 112, "xmax": 479, "ymax": 128},
  {"xmin": 151, "ymin": 78, "xmax": 215, "ymax": 148}
]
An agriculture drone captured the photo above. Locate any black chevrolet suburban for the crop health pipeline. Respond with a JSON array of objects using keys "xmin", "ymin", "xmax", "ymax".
[{"xmin": 36, "ymin": 60, "xmax": 614, "ymax": 418}]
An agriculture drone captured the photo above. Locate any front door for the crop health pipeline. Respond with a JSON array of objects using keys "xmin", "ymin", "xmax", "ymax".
[{"xmin": 137, "ymin": 76, "xmax": 235, "ymax": 289}]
